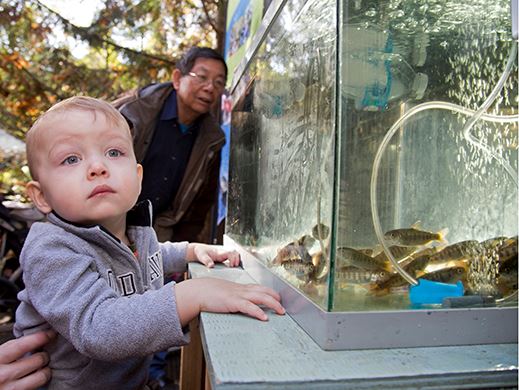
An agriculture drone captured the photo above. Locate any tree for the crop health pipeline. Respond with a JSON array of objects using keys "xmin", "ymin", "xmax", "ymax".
[
  {"xmin": 0, "ymin": 0, "xmax": 227, "ymax": 137},
  {"xmin": 0, "ymin": 0, "xmax": 227, "ymax": 198}
]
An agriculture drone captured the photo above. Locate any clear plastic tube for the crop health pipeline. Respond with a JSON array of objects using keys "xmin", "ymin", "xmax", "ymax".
[{"xmin": 370, "ymin": 42, "xmax": 518, "ymax": 287}]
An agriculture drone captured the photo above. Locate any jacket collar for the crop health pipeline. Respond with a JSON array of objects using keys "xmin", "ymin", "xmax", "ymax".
[
  {"xmin": 49, "ymin": 200, "xmax": 153, "ymax": 233},
  {"xmin": 159, "ymin": 89, "xmax": 178, "ymax": 121}
]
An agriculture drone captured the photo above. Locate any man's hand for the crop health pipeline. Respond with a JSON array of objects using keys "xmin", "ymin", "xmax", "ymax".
[{"xmin": 0, "ymin": 330, "xmax": 55, "ymax": 390}]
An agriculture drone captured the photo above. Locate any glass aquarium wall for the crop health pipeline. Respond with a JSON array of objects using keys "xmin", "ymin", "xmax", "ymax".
[
  {"xmin": 334, "ymin": 0, "xmax": 517, "ymax": 311},
  {"xmin": 227, "ymin": 0, "xmax": 337, "ymax": 310},
  {"xmin": 227, "ymin": 0, "xmax": 518, "ymax": 313}
]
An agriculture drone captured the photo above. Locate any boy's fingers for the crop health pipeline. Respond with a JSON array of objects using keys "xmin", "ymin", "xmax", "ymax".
[
  {"xmin": 226, "ymin": 251, "xmax": 241, "ymax": 267},
  {"xmin": 247, "ymin": 284, "xmax": 282, "ymax": 302},
  {"xmin": 238, "ymin": 301, "xmax": 269, "ymax": 321},
  {"xmin": 214, "ymin": 250, "xmax": 241, "ymax": 266},
  {"xmin": 242, "ymin": 289, "xmax": 285, "ymax": 316},
  {"xmin": 198, "ymin": 253, "xmax": 214, "ymax": 267},
  {"xmin": 257, "ymin": 296, "xmax": 286, "ymax": 315}
]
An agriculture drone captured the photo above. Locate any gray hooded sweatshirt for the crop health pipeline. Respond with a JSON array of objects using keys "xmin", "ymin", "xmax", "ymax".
[{"xmin": 14, "ymin": 202, "xmax": 190, "ymax": 389}]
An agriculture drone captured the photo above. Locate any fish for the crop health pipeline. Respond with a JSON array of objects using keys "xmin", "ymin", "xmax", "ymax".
[
  {"xmin": 312, "ymin": 223, "xmax": 330, "ymax": 240},
  {"xmin": 497, "ymin": 270, "xmax": 518, "ymax": 296},
  {"xmin": 357, "ymin": 248, "xmax": 375, "ymax": 256},
  {"xmin": 271, "ymin": 233, "xmax": 329, "ymax": 283},
  {"xmin": 336, "ymin": 266, "xmax": 388, "ymax": 284},
  {"xmin": 418, "ymin": 263, "xmax": 467, "ymax": 284},
  {"xmin": 428, "ymin": 240, "xmax": 481, "ymax": 264},
  {"xmin": 272, "ymin": 243, "xmax": 312, "ymax": 265},
  {"xmin": 298, "ymin": 234, "xmax": 316, "ymax": 247},
  {"xmin": 336, "ymin": 247, "xmax": 391, "ymax": 272},
  {"xmin": 400, "ymin": 247, "xmax": 439, "ymax": 277},
  {"xmin": 281, "ymin": 259, "xmax": 315, "ymax": 282},
  {"xmin": 310, "ymin": 251, "xmax": 329, "ymax": 282},
  {"xmin": 499, "ymin": 252, "xmax": 517, "ymax": 274},
  {"xmin": 478, "ymin": 236, "xmax": 518, "ymax": 273},
  {"xmin": 384, "ymin": 223, "xmax": 448, "ymax": 247},
  {"xmin": 481, "ymin": 236, "xmax": 509, "ymax": 249},
  {"xmin": 497, "ymin": 236, "xmax": 518, "ymax": 265},
  {"xmin": 370, "ymin": 272, "xmax": 409, "ymax": 295},
  {"xmin": 373, "ymin": 245, "xmax": 419, "ymax": 262}
]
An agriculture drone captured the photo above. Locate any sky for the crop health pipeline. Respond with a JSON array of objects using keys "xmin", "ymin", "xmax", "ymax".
[
  {"xmin": 39, "ymin": 0, "xmax": 103, "ymax": 27},
  {"xmin": 38, "ymin": 0, "xmax": 154, "ymax": 58},
  {"xmin": 39, "ymin": 0, "xmax": 114, "ymax": 58}
]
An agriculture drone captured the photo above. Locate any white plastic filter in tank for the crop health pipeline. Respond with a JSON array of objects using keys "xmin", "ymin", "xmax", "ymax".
[{"xmin": 341, "ymin": 25, "xmax": 428, "ymax": 111}]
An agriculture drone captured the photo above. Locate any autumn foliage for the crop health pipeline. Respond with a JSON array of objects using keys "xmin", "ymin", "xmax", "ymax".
[{"xmin": 0, "ymin": 0, "xmax": 226, "ymax": 199}]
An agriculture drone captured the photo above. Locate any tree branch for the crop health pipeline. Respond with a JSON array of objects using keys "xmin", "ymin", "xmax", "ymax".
[
  {"xmin": 34, "ymin": 0, "xmax": 176, "ymax": 65},
  {"xmin": 0, "ymin": 52, "xmax": 65, "ymax": 101},
  {"xmin": 201, "ymin": 0, "xmax": 219, "ymax": 34}
]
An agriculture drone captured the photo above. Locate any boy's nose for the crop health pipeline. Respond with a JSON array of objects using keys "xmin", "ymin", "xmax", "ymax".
[{"xmin": 88, "ymin": 161, "xmax": 108, "ymax": 178}]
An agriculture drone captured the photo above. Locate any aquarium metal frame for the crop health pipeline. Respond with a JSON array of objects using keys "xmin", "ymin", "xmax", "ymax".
[
  {"xmin": 225, "ymin": 0, "xmax": 518, "ymax": 351},
  {"xmin": 225, "ymin": 235, "xmax": 518, "ymax": 350}
]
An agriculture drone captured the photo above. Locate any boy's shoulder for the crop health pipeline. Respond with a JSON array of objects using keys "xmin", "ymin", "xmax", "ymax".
[
  {"xmin": 23, "ymin": 216, "xmax": 107, "ymax": 256},
  {"xmin": 27, "ymin": 214, "xmax": 93, "ymax": 237},
  {"xmin": 24, "ymin": 219, "xmax": 87, "ymax": 250},
  {"xmin": 26, "ymin": 218, "xmax": 68, "ymax": 239}
]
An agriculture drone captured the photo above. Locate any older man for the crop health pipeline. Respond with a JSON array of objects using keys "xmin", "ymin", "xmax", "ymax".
[{"xmin": 115, "ymin": 46, "xmax": 227, "ymax": 244}]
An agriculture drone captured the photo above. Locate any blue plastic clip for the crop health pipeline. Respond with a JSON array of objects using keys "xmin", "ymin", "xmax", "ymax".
[{"xmin": 409, "ymin": 279, "xmax": 464, "ymax": 305}]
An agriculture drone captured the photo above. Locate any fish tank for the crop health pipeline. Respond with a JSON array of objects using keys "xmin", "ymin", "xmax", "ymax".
[{"xmin": 225, "ymin": 0, "xmax": 518, "ymax": 350}]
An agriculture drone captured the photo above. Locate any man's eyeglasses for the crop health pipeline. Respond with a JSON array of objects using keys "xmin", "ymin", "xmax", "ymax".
[{"xmin": 188, "ymin": 72, "xmax": 226, "ymax": 91}]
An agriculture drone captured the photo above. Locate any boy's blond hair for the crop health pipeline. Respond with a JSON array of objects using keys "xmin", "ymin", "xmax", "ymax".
[{"xmin": 26, "ymin": 96, "xmax": 132, "ymax": 180}]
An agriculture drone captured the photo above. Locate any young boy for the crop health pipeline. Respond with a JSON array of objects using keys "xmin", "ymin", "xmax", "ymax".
[{"xmin": 14, "ymin": 96, "xmax": 285, "ymax": 389}]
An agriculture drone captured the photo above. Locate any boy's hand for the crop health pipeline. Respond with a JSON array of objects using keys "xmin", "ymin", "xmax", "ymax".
[
  {"xmin": 174, "ymin": 278, "xmax": 286, "ymax": 326},
  {"xmin": 186, "ymin": 243, "xmax": 241, "ymax": 268}
]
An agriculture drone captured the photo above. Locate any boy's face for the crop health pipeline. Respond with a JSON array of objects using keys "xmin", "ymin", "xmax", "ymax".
[{"xmin": 27, "ymin": 109, "xmax": 143, "ymax": 227}]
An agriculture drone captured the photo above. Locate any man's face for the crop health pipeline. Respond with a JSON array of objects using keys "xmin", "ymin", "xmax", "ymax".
[{"xmin": 173, "ymin": 57, "xmax": 226, "ymax": 123}]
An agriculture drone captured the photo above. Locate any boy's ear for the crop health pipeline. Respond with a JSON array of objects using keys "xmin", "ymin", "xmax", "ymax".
[
  {"xmin": 26, "ymin": 181, "xmax": 52, "ymax": 214},
  {"xmin": 137, "ymin": 163, "xmax": 143, "ymax": 185},
  {"xmin": 172, "ymin": 69, "xmax": 182, "ymax": 90}
]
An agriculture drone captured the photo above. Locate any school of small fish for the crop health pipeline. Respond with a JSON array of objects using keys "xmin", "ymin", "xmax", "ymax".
[
  {"xmin": 271, "ymin": 222, "xmax": 518, "ymax": 300},
  {"xmin": 270, "ymin": 223, "xmax": 329, "ymax": 284}
]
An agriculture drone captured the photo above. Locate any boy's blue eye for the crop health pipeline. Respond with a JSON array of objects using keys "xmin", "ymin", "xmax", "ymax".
[
  {"xmin": 107, "ymin": 149, "xmax": 122, "ymax": 158},
  {"xmin": 63, "ymin": 156, "xmax": 80, "ymax": 165}
]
